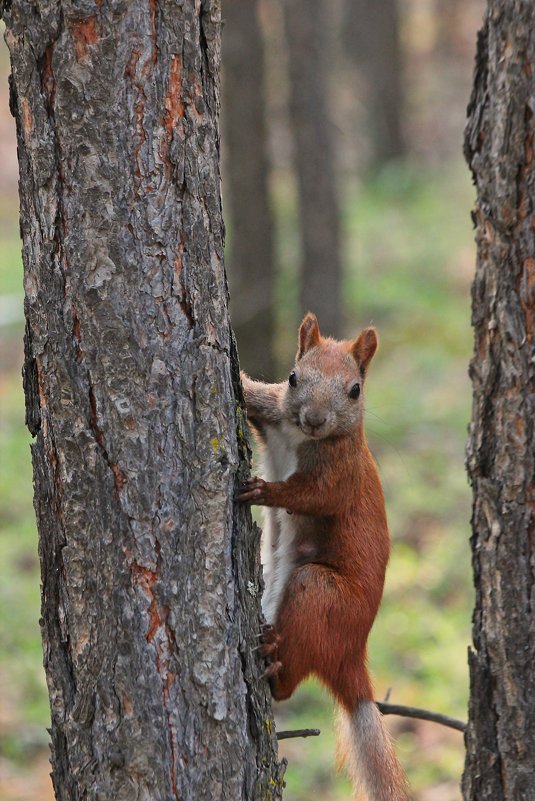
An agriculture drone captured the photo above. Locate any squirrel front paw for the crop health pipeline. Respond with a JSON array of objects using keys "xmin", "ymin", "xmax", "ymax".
[
  {"xmin": 240, "ymin": 371, "xmax": 253, "ymax": 396},
  {"xmin": 256, "ymin": 623, "xmax": 281, "ymax": 657},
  {"xmin": 236, "ymin": 476, "xmax": 269, "ymax": 505},
  {"xmin": 257, "ymin": 624, "xmax": 283, "ymax": 680},
  {"xmin": 261, "ymin": 660, "xmax": 283, "ymax": 680}
]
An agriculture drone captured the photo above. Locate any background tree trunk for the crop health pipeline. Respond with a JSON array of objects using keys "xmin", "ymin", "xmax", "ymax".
[
  {"xmin": 463, "ymin": 3, "xmax": 535, "ymax": 798},
  {"xmin": 3, "ymin": 2, "xmax": 282, "ymax": 799},
  {"xmin": 222, "ymin": 0, "xmax": 277, "ymax": 380},
  {"xmin": 435, "ymin": 0, "xmax": 465, "ymax": 57},
  {"xmin": 342, "ymin": 0, "xmax": 405, "ymax": 171},
  {"xmin": 282, "ymin": 0, "xmax": 342, "ymax": 338}
]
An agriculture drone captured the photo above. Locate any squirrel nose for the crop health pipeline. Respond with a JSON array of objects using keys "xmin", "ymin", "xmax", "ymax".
[{"xmin": 304, "ymin": 411, "xmax": 327, "ymax": 429}]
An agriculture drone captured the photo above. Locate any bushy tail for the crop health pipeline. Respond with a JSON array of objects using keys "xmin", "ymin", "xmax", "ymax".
[{"xmin": 336, "ymin": 700, "xmax": 409, "ymax": 801}]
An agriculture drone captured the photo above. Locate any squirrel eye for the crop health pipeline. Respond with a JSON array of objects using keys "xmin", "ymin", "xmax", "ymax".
[
  {"xmin": 349, "ymin": 383, "xmax": 360, "ymax": 400},
  {"xmin": 289, "ymin": 370, "xmax": 297, "ymax": 388}
]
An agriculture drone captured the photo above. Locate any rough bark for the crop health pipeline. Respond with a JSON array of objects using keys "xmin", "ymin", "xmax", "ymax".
[
  {"xmin": 282, "ymin": 0, "xmax": 342, "ymax": 338},
  {"xmin": 342, "ymin": 0, "xmax": 405, "ymax": 170},
  {"xmin": 463, "ymin": 3, "xmax": 535, "ymax": 799},
  {"xmin": 3, "ymin": 2, "xmax": 282, "ymax": 799},
  {"xmin": 222, "ymin": 0, "xmax": 276, "ymax": 380}
]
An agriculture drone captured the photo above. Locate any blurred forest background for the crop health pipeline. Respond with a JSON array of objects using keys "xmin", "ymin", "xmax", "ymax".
[{"xmin": 0, "ymin": 0, "xmax": 484, "ymax": 799}]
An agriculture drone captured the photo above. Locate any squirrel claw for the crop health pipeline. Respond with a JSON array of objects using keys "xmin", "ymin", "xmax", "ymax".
[
  {"xmin": 236, "ymin": 477, "xmax": 268, "ymax": 504},
  {"xmin": 259, "ymin": 623, "xmax": 275, "ymax": 634},
  {"xmin": 257, "ymin": 640, "xmax": 280, "ymax": 657},
  {"xmin": 257, "ymin": 622, "xmax": 282, "ymax": 660},
  {"xmin": 261, "ymin": 661, "xmax": 283, "ymax": 680},
  {"xmin": 259, "ymin": 623, "xmax": 281, "ymax": 645},
  {"xmin": 254, "ymin": 624, "xmax": 276, "ymax": 639}
]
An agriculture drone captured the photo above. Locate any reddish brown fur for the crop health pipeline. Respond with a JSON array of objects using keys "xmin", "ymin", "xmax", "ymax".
[
  {"xmin": 239, "ymin": 313, "xmax": 407, "ymax": 798},
  {"xmin": 249, "ymin": 428, "xmax": 388, "ymax": 711}
]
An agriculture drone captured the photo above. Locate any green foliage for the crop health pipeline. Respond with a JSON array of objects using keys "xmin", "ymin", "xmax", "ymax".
[{"xmin": 0, "ymin": 374, "xmax": 50, "ymax": 772}]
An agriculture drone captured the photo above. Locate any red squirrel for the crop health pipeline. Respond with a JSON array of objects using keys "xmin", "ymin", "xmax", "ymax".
[{"xmin": 238, "ymin": 313, "xmax": 408, "ymax": 801}]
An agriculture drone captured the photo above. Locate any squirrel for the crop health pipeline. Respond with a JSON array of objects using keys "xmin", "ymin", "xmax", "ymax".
[{"xmin": 238, "ymin": 312, "xmax": 408, "ymax": 801}]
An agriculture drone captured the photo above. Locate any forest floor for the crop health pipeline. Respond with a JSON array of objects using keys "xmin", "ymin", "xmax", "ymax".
[{"xmin": 0, "ymin": 159, "xmax": 475, "ymax": 801}]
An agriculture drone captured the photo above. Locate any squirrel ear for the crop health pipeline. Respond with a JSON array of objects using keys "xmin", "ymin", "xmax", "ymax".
[
  {"xmin": 297, "ymin": 312, "xmax": 321, "ymax": 359},
  {"xmin": 351, "ymin": 327, "xmax": 378, "ymax": 373}
]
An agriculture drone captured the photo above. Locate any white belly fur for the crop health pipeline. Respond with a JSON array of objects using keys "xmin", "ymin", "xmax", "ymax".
[{"xmin": 260, "ymin": 422, "xmax": 307, "ymax": 623}]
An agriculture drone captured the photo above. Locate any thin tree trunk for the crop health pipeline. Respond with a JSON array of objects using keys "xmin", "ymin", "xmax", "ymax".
[
  {"xmin": 282, "ymin": 0, "xmax": 342, "ymax": 338},
  {"xmin": 343, "ymin": 0, "xmax": 405, "ymax": 169},
  {"xmin": 435, "ymin": 0, "xmax": 465, "ymax": 57},
  {"xmin": 222, "ymin": 0, "xmax": 276, "ymax": 380},
  {"xmin": 3, "ymin": 2, "xmax": 282, "ymax": 799},
  {"xmin": 463, "ymin": 3, "xmax": 535, "ymax": 798}
]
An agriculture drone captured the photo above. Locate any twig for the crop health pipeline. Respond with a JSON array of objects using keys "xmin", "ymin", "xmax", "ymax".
[
  {"xmin": 376, "ymin": 702, "xmax": 466, "ymax": 733},
  {"xmin": 276, "ymin": 728, "xmax": 321, "ymax": 740},
  {"xmin": 275, "ymin": 702, "xmax": 465, "ymax": 742}
]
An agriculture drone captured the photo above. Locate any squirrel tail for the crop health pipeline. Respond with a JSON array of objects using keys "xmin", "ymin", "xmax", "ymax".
[{"xmin": 336, "ymin": 700, "xmax": 408, "ymax": 801}]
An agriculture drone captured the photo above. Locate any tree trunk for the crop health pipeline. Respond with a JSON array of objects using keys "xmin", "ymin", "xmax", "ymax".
[
  {"xmin": 3, "ymin": 2, "xmax": 282, "ymax": 799},
  {"xmin": 282, "ymin": 0, "xmax": 342, "ymax": 338},
  {"xmin": 463, "ymin": 3, "xmax": 535, "ymax": 799},
  {"xmin": 343, "ymin": 0, "xmax": 405, "ymax": 170},
  {"xmin": 222, "ymin": 0, "xmax": 277, "ymax": 380},
  {"xmin": 435, "ymin": 0, "xmax": 465, "ymax": 57}
]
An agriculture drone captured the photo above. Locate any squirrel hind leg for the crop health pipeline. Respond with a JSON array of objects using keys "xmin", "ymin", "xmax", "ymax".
[
  {"xmin": 269, "ymin": 667, "xmax": 300, "ymax": 702},
  {"xmin": 270, "ymin": 563, "xmax": 371, "ymax": 706}
]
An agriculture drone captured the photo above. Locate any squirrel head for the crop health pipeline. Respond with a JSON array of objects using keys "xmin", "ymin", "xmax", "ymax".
[{"xmin": 282, "ymin": 312, "xmax": 378, "ymax": 440}]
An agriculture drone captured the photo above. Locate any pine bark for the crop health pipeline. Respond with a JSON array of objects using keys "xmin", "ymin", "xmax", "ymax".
[
  {"xmin": 282, "ymin": 0, "xmax": 342, "ymax": 338},
  {"xmin": 222, "ymin": 0, "xmax": 276, "ymax": 380},
  {"xmin": 463, "ymin": 3, "xmax": 535, "ymax": 799},
  {"xmin": 3, "ymin": 2, "xmax": 282, "ymax": 799}
]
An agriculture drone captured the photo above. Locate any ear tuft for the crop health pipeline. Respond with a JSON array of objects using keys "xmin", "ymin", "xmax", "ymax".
[
  {"xmin": 297, "ymin": 312, "xmax": 321, "ymax": 359},
  {"xmin": 352, "ymin": 327, "xmax": 378, "ymax": 374}
]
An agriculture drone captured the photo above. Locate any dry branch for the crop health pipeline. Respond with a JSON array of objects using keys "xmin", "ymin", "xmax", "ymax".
[{"xmin": 376, "ymin": 702, "xmax": 466, "ymax": 732}]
